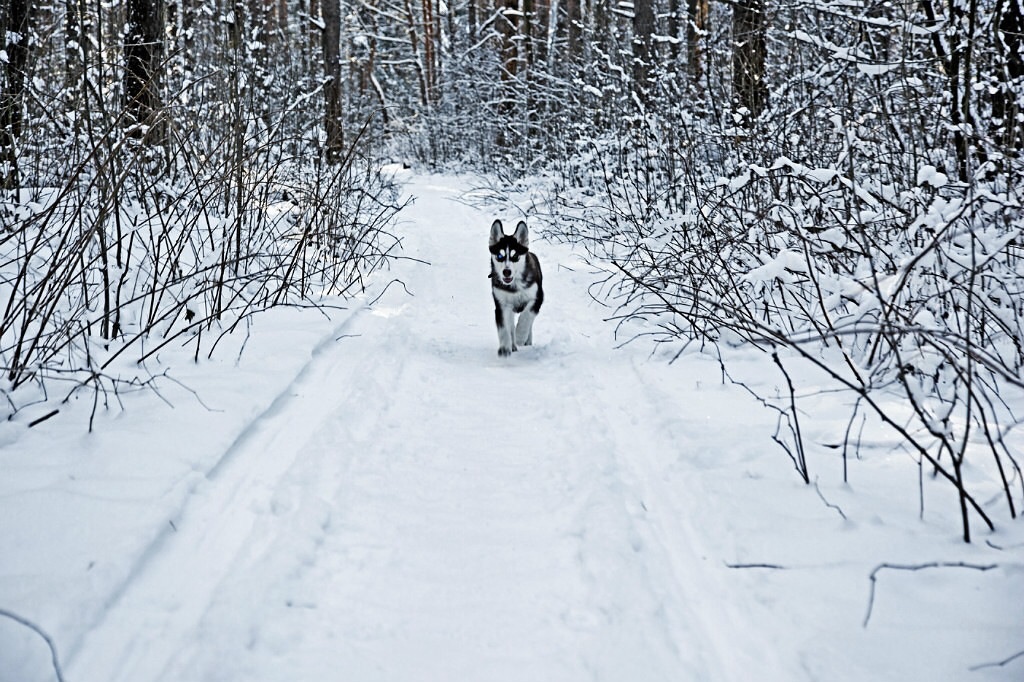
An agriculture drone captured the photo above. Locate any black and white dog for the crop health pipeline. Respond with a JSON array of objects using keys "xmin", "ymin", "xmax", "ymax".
[{"xmin": 489, "ymin": 219, "xmax": 543, "ymax": 357}]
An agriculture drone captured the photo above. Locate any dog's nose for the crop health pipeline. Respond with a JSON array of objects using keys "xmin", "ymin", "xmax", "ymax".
[{"xmin": 502, "ymin": 268, "xmax": 511, "ymax": 278}]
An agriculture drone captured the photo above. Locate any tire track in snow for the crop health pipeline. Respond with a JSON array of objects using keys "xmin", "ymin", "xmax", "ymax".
[
  {"xmin": 63, "ymin": 301, "xmax": 382, "ymax": 682},
  {"xmin": 585, "ymin": 354, "xmax": 795, "ymax": 681}
]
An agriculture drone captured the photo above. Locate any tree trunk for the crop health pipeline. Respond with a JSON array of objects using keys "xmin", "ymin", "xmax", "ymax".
[
  {"xmin": 632, "ymin": 0, "xmax": 655, "ymax": 107},
  {"xmin": 322, "ymin": 0, "xmax": 344, "ymax": 162},
  {"xmin": 668, "ymin": 0, "xmax": 680, "ymax": 64},
  {"xmin": 565, "ymin": 0, "xmax": 581, "ymax": 61},
  {"xmin": 497, "ymin": 0, "xmax": 519, "ymax": 125},
  {"xmin": 1, "ymin": 0, "xmax": 32, "ymax": 188},
  {"xmin": 65, "ymin": 0, "xmax": 87, "ymax": 90},
  {"xmin": 124, "ymin": 0, "xmax": 165, "ymax": 141},
  {"xmin": 420, "ymin": 0, "xmax": 438, "ymax": 106},
  {"xmin": 687, "ymin": 0, "xmax": 708, "ymax": 86},
  {"xmin": 994, "ymin": 0, "xmax": 1023, "ymax": 154},
  {"xmin": 402, "ymin": 0, "xmax": 428, "ymax": 105},
  {"xmin": 521, "ymin": 0, "xmax": 536, "ymax": 72},
  {"xmin": 731, "ymin": 0, "xmax": 768, "ymax": 123}
]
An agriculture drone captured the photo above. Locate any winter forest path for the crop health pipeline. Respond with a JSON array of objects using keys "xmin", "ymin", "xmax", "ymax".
[{"xmin": 63, "ymin": 174, "xmax": 782, "ymax": 682}]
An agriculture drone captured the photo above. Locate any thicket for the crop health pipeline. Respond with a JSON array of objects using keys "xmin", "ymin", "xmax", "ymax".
[
  {"xmin": 1, "ymin": 0, "xmax": 406, "ymax": 427},
  {"xmin": 522, "ymin": 0, "xmax": 1022, "ymax": 544}
]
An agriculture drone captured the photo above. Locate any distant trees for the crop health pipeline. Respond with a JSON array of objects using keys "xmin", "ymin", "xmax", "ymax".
[
  {"xmin": 5, "ymin": 0, "xmax": 1022, "ymax": 178},
  {"xmin": 0, "ymin": 0, "xmax": 805, "ymax": 175}
]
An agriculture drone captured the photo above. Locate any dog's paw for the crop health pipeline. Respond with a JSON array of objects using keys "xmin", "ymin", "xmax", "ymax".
[{"xmin": 498, "ymin": 346, "xmax": 513, "ymax": 357}]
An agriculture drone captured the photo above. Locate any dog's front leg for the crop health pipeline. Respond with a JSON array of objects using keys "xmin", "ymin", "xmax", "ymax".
[
  {"xmin": 494, "ymin": 300, "xmax": 516, "ymax": 356},
  {"xmin": 515, "ymin": 309, "xmax": 536, "ymax": 347}
]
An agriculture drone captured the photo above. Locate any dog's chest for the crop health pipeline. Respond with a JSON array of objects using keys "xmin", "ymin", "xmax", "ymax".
[{"xmin": 493, "ymin": 281, "xmax": 538, "ymax": 313}]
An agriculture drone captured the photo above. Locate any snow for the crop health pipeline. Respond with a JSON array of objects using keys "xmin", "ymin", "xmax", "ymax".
[
  {"xmin": 917, "ymin": 164, "xmax": 950, "ymax": 188},
  {"xmin": 2, "ymin": 173, "xmax": 1022, "ymax": 682}
]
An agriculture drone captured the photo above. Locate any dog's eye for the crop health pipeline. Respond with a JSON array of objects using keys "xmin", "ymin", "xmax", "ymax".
[
  {"xmin": 510, "ymin": 254, "xmax": 520, "ymax": 262},
  {"xmin": 495, "ymin": 253, "xmax": 506, "ymax": 262}
]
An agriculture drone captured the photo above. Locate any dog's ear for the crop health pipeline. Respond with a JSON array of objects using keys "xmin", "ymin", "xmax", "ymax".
[
  {"xmin": 489, "ymin": 219, "xmax": 504, "ymax": 246},
  {"xmin": 513, "ymin": 220, "xmax": 529, "ymax": 247}
]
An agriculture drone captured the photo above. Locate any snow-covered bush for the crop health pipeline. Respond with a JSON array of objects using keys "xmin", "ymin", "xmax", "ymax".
[
  {"xmin": 521, "ymin": 0, "xmax": 1024, "ymax": 541},
  {"xmin": 1, "ymin": 129, "xmax": 404, "ymax": 426},
  {"xmin": 590, "ymin": 155, "xmax": 1023, "ymax": 540},
  {"xmin": 0, "ymin": 7, "xmax": 406, "ymax": 427}
]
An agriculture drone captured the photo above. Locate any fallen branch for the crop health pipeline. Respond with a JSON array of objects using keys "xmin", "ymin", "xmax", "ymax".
[
  {"xmin": 0, "ymin": 608, "xmax": 65, "ymax": 682},
  {"xmin": 968, "ymin": 648, "xmax": 1024, "ymax": 672},
  {"xmin": 863, "ymin": 561, "xmax": 997, "ymax": 627},
  {"xmin": 27, "ymin": 409, "xmax": 60, "ymax": 428},
  {"xmin": 814, "ymin": 479, "xmax": 848, "ymax": 521},
  {"xmin": 725, "ymin": 562, "xmax": 786, "ymax": 569}
]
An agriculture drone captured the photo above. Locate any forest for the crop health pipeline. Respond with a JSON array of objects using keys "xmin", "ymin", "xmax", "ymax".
[{"xmin": 2, "ymin": 0, "xmax": 1023, "ymax": 543}]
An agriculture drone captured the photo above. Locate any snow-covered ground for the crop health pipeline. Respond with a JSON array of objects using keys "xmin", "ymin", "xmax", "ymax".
[{"xmin": 2, "ymin": 172, "xmax": 1022, "ymax": 681}]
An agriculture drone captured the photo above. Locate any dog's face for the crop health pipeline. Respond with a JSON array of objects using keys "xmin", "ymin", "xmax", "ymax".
[{"xmin": 489, "ymin": 220, "xmax": 529, "ymax": 287}]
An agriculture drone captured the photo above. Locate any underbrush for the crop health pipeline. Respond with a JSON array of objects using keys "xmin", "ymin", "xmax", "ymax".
[
  {"xmin": 1, "ymin": 119, "xmax": 406, "ymax": 428},
  {"xmin": 453, "ymin": 0, "xmax": 1024, "ymax": 543},
  {"xmin": 483, "ymin": 119, "xmax": 1024, "ymax": 543}
]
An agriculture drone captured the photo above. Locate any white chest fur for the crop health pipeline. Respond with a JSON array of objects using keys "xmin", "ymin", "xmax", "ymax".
[{"xmin": 493, "ymin": 281, "xmax": 539, "ymax": 313}]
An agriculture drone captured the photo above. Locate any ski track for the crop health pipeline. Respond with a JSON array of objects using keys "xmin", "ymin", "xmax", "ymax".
[{"xmin": 66, "ymin": 175, "xmax": 737, "ymax": 681}]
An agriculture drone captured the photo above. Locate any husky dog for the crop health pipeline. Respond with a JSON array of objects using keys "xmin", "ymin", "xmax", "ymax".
[{"xmin": 489, "ymin": 219, "xmax": 544, "ymax": 357}]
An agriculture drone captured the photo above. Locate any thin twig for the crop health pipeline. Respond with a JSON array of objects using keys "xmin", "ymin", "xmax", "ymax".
[
  {"xmin": 0, "ymin": 608, "xmax": 65, "ymax": 682},
  {"xmin": 968, "ymin": 648, "xmax": 1024, "ymax": 672},
  {"xmin": 863, "ymin": 561, "xmax": 997, "ymax": 627},
  {"xmin": 813, "ymin": 479, "xmax": 848, "ymax": 521}
]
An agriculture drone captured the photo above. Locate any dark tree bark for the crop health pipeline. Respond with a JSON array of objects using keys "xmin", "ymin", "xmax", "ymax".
[
  {"xmin": 124, "ymin": 0, "xmax": 165, "ymax": 140},
  {"xmin": 1, "ymin": 0, "xmax": 32, "ymax": 188},
  {"xmin": 534, "ymin": 0, "xmax": 552, "ymax": 67},
  {"xmin": 918, "ymin": 0, "xmax": 985, "ymax": 179},
  {"xmin": 522, "ymin": 0, "xmax": 536, "ymax": 71},
  {"xmin": 495, "ymin": 0, "xmax": 520, "ymax": 146},
  {"xmin": 632, "ymin": 0, "xmax": 655, "ymax": 106},
  {"xmin": 65, "ymin": 0, "xmax": 88, "ymax": 89},
  {"xmin": 668, "ymin": 0, "xmax": 680, "ymax": 64},
  {"xmin": 687, "ymin": 0, "xmax": 709, "ymax": 85},
  {"xmin": 421, "ymin": 0, "xmax": 439, "ymax": 106},
  {"xmin": 994, "ymin": 0, "xmax": 1024, "ymax": 153},
  {"xmin": 731, "ymin": 0, "xmax": 768, "ymax": 122},
  {"xmin": 322, "ymin": 0, "xmax": 344, "ymax": 162},
  {"xmin": 565, "ymin": 0, "xmax": 581, "ymax": 60},
  {"xmin": 402, "ymin": 0, "xmax": 427, "ymax": 106}
]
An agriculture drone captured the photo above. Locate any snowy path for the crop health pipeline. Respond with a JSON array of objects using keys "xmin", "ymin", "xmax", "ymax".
[
  {"xmin": 36, "ymin": 173, "xmax": 1020, "ymax": 682},
  {"xmin": 62, "ymin": 175, "xmax": 746, "ymax": 681}
]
